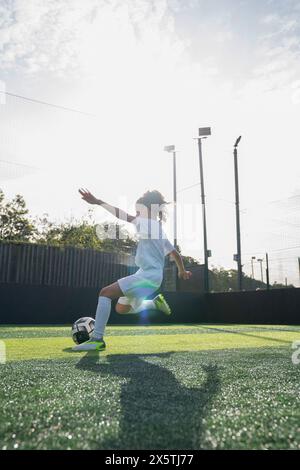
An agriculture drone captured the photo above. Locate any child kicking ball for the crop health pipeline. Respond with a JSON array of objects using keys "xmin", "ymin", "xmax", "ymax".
[{"xmin": 73, "ymin": 189, "xmax": 192, "ymax": 351}]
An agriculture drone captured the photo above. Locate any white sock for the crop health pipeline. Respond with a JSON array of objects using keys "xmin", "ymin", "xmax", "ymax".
[
  {"xmin": 128, "ymin": 299, "xmax": 156, "ymax": 314},
  {"xmin": 93, "ymin": 296, "xmax": 112, "ymax": 339}
]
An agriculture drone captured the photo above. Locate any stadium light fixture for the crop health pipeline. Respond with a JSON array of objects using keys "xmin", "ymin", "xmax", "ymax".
[
  {"xmin": 164, "ymin": 145, "xmax": 175, "ymax": 153},
  {"xmin": 198, "ymin": 127, "xmax": 211, "ymax": 137},
  {"xmin": 234, "ymin": 136, "xmax": 242, "ymax": 148}
]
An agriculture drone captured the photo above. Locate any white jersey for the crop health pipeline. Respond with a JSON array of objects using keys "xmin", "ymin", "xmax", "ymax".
[
  {"xmin": 133, "ymin": 217, "xmax": 174, "ymax": 273},
  {"xmin": 117, "ymin": 217, "xmax": 174, "ymax": 308}
]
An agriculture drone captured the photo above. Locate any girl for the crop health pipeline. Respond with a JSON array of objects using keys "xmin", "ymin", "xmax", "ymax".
[{"xmin": 73, "ymin": 188, "xmax": 192, "ymax": 351}]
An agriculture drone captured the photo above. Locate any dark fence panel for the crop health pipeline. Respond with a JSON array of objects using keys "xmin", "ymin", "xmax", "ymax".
[
  {"xmin": 202, "ymin": 288, "xmax": 300, "ymax": 324},
  {"xmin": 0, "ymin": 285, "xmax": 299, "ymax": 325},
  {"xmin": 0, "ymin": 284, "xmax": 202, "ymax": 324},
  {"xmin": 178, "ymin": 265, "xmax": 205, "ymax": 292},
  {"xmin": 0, "ymin": 243, "xmax": 137, "ymax": 288}
]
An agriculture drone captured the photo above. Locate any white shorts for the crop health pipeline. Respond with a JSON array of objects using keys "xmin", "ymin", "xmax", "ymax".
[{"xmin": 117, "ymin": 268, "xmax": 162, "ymax": 310}]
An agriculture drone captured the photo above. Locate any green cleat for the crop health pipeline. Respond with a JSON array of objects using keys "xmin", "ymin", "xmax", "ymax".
[
  {"xmin": 72, "ymin": 338, "xmax": 106, "ymax": 352},
  {"xmin": 153, "ymin": 294, "xmax": 172, "ymax": 316}
]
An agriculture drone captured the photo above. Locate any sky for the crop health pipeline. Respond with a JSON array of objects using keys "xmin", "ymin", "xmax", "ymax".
[{"xmin": 0, "ymin": 0, "xmax": 299, "ymax": 286}]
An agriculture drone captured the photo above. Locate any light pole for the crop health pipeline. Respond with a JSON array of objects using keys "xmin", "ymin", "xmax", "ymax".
[
  {"xmin": 251, "ymin": 256, "xmax": 256, "ymax": 279},
  {"xmin": 164, "ymin": 145, "xmax": 177, "ymax": 250},
  {"xmin": 195, "ymin": 127, "xmax": 211, "ymax": 293},
  {"xmin": 234, "ymin": 136, "xmax": 243, "ymax": 291},
  {"xmin": 266, "ymin": 252, "xmax": 270, "ymax": 290},
  {"xmin": 257, "ymin": 258, "xmax": 264, "ymax": 283}
]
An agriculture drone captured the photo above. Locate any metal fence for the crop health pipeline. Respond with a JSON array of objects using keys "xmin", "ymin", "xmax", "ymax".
[{"xmin": 0, "ymin": 243, "xmax": 137, "ymax": 288}]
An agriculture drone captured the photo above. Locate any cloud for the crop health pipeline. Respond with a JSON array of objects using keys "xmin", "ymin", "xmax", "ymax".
[
  {"xmin": 237, "ymin": 1, "xmax": 300, "ymax": 98},
  {"xmin": 0, "ymin": 0, "xmax": 84, "ymax": 73},
  {"xmin": 0, "ymin": 0, "xmax": 182, "ymax": 77}
]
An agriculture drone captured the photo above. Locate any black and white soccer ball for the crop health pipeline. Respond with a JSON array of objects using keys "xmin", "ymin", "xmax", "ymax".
[{"xmin": 72, "ymin": 317, "xmax": 95, "ymax": 344}]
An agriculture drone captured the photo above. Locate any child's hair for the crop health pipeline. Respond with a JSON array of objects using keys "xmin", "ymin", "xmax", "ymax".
[{"xmin": 136, "ymin": 190, "xmax": 169, "ymax": 221}]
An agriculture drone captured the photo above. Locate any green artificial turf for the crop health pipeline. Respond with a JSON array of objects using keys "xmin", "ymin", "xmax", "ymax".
[{"xmin": 0, "ymin": 324, "xmax": 299, "ymax": 450}]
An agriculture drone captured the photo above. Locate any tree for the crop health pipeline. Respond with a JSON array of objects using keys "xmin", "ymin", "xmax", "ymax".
[
  {"xmin": 0, "ymin": 190, "xmax": 36, "ymax": 242},
  {"xmin": 209, "ymin": 266, "xmax": 271, "ymax": 292},
  {"xmin": 34, "ymin": 211, "xmax": 137, "ymax": 255},
  {"xmin": 181, "ymin": 255, "xmax": 200, "ymax": 266},
  {"xmin": 272, "ymin": 281, "xmax": 294, "ymax": 289}
]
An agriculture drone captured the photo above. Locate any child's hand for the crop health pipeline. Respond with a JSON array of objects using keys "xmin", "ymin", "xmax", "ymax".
[
  {"xmin": 79, "ymin": 188, "xmax": 100, "ymax": 205},
  {"xmin": 178, "ymin": 270, "xmax": 192, "ymax": 280}
]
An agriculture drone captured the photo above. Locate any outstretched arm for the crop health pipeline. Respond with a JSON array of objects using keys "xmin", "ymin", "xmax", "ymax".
[
  {"xmin": 170, "ymin": 249, "xmax": 192, "ymax": 280},
  {"xmin": 78, "ymin": 188, "xmax": 136, "ymax": 223}
]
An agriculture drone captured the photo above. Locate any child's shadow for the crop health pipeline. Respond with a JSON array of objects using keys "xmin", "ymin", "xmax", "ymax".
[{"xmin": 76, "ymin": 351, "xmax": 220, "ymax": 450}]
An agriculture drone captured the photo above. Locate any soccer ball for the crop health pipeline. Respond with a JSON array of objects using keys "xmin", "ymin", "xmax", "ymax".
[{"xmin": 72, "ymin": 317, "xmax": 95, "ymax": 344}]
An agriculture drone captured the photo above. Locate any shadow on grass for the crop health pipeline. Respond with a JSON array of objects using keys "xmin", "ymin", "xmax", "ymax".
[{"xmin": 76, "ymin": 351, "xmax": 220, "ymax": 449}]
